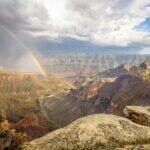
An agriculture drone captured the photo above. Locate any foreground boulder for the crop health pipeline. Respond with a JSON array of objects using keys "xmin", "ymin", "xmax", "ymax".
[
  {"xmin": 20, "ymin": 114, "xmax": 150, "ymax": 150},
  {"xmin": 124, "ymin": 106, "xmax": 150, "ymax": 127}
]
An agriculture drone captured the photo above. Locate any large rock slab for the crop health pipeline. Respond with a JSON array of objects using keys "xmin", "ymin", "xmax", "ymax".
[
  {"xmin": 124, "ymin": 106, "xmax": 150, "ymax": 127},
  {"xmin": 20, "ymin": 114, "xmax": 150, "ymax": 150}
]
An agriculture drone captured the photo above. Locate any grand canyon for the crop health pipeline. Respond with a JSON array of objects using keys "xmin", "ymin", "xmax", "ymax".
[
  {"xmin": 0, "ymin": 55, "xmax": 149, "ymax": 149},
  {"xmin": 0, "ymin": 0, "xmax": 150, "ymax": 149}
]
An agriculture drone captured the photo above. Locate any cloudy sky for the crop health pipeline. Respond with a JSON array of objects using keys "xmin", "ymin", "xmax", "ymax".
[{"xmin": 0, "ymin": 0, "xmax": 150, "ymax": 71}]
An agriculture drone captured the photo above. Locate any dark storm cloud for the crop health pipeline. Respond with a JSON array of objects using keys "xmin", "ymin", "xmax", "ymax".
[
  {"xmin": 0, "ymin": 0, "xmax": 49, "ymax": 31},
  {"xmin": 0, "ymin": 0, "xmax": 50, "ymax": 70},
  {"xmin": 0, "ymin": 0, "xmax": 25, "ymax": 63},
  {"xmin": 0, "ymin": 0, "xmax": 25, "ymax": 37}
]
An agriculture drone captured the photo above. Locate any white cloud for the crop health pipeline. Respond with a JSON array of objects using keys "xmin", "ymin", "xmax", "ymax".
[
  {"xmin": 21, "ymin": 0, "xmax": 149, "ymax": 46},
  {"xmin": 64, "ymin": 0, "xmax": 150, "ymax": 46},
  {"xmin": 0, "ymin": 0, "xmax": 150, "ymax": 47}
]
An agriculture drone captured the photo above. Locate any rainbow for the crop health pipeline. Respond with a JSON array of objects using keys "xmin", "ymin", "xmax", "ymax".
[{"xmin": 0, "ymin": 24, "xmax": 47, "ymax": 77}]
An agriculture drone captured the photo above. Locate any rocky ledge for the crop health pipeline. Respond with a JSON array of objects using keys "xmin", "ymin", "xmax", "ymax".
[
  {"xmin": 124, "ymin": 106, "xmax": 150, "ymax": 127},
  {"xmin": 21, "ymin": 106, "xmax": 150, "ymax": 150},
  {"xmin": 20, "ymin": 106, "xmax": 150, "ymax": 150}
]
